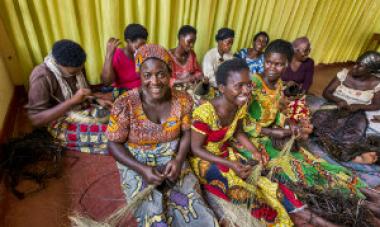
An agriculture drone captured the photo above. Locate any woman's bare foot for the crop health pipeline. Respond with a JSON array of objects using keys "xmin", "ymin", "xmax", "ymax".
[
  {"xmin": 360, "ymin": 187, "xmax": 380, "ymax": 201},
  {"xmin": 352, "ymin": 152, "xmax": 378, "ymax": 164},
  {"xmin": 219, "ymin": 218, "xmax": 239, "ymax": 227},
  {"xmin": 363, "ymin": 200, "xmax": 380, "ymax": 218},
  {"xmin": 375, "ymin": 185, "xmax": 380, "ymax": 192},
  {"xmin": 290, "ymin": 209, "xmax": 342, "ymax": 227}
]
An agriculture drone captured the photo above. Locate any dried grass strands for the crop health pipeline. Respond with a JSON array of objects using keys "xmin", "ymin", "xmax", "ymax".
[
  {"xmin": 209, "ymin": 194, "xmax": 264, "ymax": 227},
  {"xmin": 266, "ymin": 135, "xmax": 296, "ymax": 180},
  {"xmin": 70, "ymin": 185, "xmax": 155, "ymax": 227}
]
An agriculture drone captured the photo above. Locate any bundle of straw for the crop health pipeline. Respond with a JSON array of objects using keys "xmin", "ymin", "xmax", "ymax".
[
  {"xmin": 318, "ymin": 104, "xmax": 338, "ymax": 110},
  {"xmin": 208, "ymin": 193, "xmax": 264, "ymax": 227},
  {"xmin": 266, "ymin": 135, "xmax": 296, "ymax": 180},
  {"xmin": 70, "ymin": 185, "xmax": 156, "ymax": 227}
]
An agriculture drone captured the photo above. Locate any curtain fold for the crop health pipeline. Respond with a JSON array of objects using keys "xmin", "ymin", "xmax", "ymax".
[{"xmin": 0, "ymin": 0, "xmax": 379, "ymax": 85}]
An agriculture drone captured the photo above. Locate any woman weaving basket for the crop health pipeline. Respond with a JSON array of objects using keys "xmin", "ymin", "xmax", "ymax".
[{"xmin": 26, "ymin": 40, "xmax": 112, "ymax": 154}]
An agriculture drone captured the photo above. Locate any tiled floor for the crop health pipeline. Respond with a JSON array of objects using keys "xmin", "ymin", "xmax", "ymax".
[{"xmin": 1, "ymin": 64, "xmax": 352, "ymax": 227}]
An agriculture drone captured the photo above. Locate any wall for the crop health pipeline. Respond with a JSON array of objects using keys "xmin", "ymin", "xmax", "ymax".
[
  {"xmin": 0, "ymin": 57, "xmax": 14, "ymax": 130},
  {"xmin": 0, "ymin": 12, "xmax": 18, "ymax": 132}
]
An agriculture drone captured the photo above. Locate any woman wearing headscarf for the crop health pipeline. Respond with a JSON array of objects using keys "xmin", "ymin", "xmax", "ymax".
[
  {"xmin": 106, "ymin": 44, "xmax": 217, "ymax": 226},
  {"xmin": 281, "ymin": 37, "xmax": 314, "ymax": 93}
]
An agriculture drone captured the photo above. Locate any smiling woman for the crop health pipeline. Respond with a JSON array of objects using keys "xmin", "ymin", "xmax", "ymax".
[
  {"xmin": 106, "ymin": 44, "xmax": 217, "ymax": 227},
  {"xmin": 234, "ymin": 31, "xmax": 270, "ymax": 74}
]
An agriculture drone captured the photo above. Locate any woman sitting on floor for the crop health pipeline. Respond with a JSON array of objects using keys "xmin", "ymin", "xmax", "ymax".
[
  {"xmin": 106, "ymin": 44, "xmax": 217, "ymax": 227},
  {"xmin": 234, "ymin": 31, "xmax": 269, "ymax": 74},
  {"xmin": 237, "ymin": 39, "xmax": 366, "ymax": 196},
  {"xmin": 308, "ymin": 51, "xmax": 380, "ymax": 188},
  {"xmin": 190, "ymin": 58, "xmax": 337, "ymax": 227},
  {"xmin": 26, "ymin": 40, "xmax": 112, "ymax": 154},
  {"xmin": 281, "ymin": 37, "xmax": 314, "ymax": 93},
  {"xmin": 169, "ymin": 25, "xmax": 203, "ymax": 95},
  {"xmin": 101, "ymin": 24, "xmax": 148, "ymax": 99}
]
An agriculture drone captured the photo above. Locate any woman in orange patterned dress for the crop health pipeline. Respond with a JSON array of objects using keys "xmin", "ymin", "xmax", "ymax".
[{"xmin": 106, "ymin": 44, "xmax": 217, "ymax": 227}]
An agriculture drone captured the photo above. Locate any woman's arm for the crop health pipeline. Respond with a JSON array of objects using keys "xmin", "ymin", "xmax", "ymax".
[
  {"xmin": 101, "ymin": 38, "xmax": 120, "ymax": 86},
  {"xmin": 29, "ymin": 88, "xmax": 91, "ymax": 127},
  {"xmin": 260, "ymin": 127, "xmax": 292, "ymax": 139},
  {"xmin": 234, "ymin": 120, "xmax": 268, "ymax": 164},
  {"xmin": 109, "ymin": 141, "xmax": 165, "ymax": 185},
  {"xmin": 347, "ymin": 91, "xmax": 380, "ymax": 112},
  {"xmin": 191, "ymin": 129, "xmax": 252, "ymax": 179},
  {"xmin": 301, "ymin": 59, "xmax": 314, "ymax": 92},
  {"xmin": 191, "ymin": 129, "xmax": 232, "ymax": 167},
  {"xmin": 164, "ymin": 130, "xmax": 191, "ymax": 181},
  {"xmin": 323, "ymin": 77, "xmax": 347, "ymax": 106}
]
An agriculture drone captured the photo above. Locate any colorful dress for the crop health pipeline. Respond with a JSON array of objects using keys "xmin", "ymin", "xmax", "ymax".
[
  {"xmin": 190, "ymin": 102, "xmax": 305, "ymax": 226},
  {"xmin": 239, "ymin": 74, "xmax": 365, "ymax": 195},
  {"xmin": 235, "ymin": 48, "xmax": 265, "ymax": 74},
  {"xmin": 26, "ymin": 60, "xmax": 109, "ymax": 155},
  {"xmin": 106, "ymin": 89, "xmax": 217, "ymax": 227},
  {"xmin": 169, "ymin": 50, "xmax": 203, "ymax": 87},
  {"xmin": 111, "ymin": 48, "xmax": 142, "ymax": 99}
]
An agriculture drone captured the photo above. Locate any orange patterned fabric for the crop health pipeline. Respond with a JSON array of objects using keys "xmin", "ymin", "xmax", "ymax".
[
  {"xmin": 106, "ymin": 89, "xmax": 193, "ymax": 146},
  {"xmin": 134, "ymin": 44, "xmax": 172, "ymax": 73}
]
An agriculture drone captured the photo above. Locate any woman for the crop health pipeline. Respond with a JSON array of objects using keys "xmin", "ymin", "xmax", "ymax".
[
  {"xmin": 203, "ymin": 28, "xmax": 234, "ymax": 89},
  {"xmin": 190, "ymin": 58, "xmax": 337, "ymax": 227},
  {"xmin": 101, "ymin": 24, "xmax": 148, "ymax": 98},
  {"xmin": 234, "ymin": 31, "xmax": 269, "ymax": 74},
  {"xmin": 323, "ymin": 51, "xmax": 380, "ymax": 137},
  {"xmin": 169, "ymin": 25, "xmax": 203, "ymax": 93},
  {"xmin": 106, "ymin": 44, "xmax": 217, "ymax": 227},
  {"xmin": 309, "ymin": 51, "xmax": 380, "ymax": 188},
  {"xmin": 240, "ymin": 40, "xmax": 365, "ymax": 196},
  {"xmin": 281, "ymin": 37, "xmax": 314, "ymax": 93},
  {"xmin": 26, "ymin": 40, "xmax": 112, "ymax": 154}
]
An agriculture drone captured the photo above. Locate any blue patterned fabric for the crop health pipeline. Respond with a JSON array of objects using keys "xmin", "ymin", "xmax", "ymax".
[{"xmin": 235, "ymin": 48, "xmax": 265, "ymax": 74}]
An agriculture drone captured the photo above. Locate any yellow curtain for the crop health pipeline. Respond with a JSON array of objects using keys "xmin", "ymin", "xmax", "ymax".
[{"xmin": 0, "ymin": 0, "xmax": 379, "ymax": 85}]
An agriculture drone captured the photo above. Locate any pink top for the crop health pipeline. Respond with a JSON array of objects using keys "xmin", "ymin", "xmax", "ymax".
[
  {"xmin": 169, "ymin": 50, "xmax": 203, "ymax": 86},
  {"xmin": 112, "ymin": 48, "xmax": 141, "ymax": 89}
]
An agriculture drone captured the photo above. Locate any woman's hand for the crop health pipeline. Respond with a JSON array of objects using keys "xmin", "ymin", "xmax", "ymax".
[
  {"xmin": 96, "ymin": 98, "xmax": 113, "ymax": 109},
  {"xmin": 337, "ymin": 100, "xmax": 348, "ymax": 109},
  {"xmin": 252, "ymin": 147, "xmax": 269, "ymax": 165},
  {"xmin": 70, "ymin": 88, "xmax": 92, "ymax": 105},
  {"xmin": 287, "ymin": 120, "xmax": 301, "ymax": 137},
  {"xmin": 164, "ymin": 159, "xmax": 182, "ymax": 182},
  {"xmin": 142, "ymin": 166, "xmax": 166, "ymax": 186},
  {"xmin": 345, "ymin": 104, "xmax": 362, "ymax": 112},
  {"xmin": 259, "ymin": 147, "xmax": 270, "ymax": 164},
  {"xmin": 106, "ymin": 38, "xmax": 121, "ymax": 58},
  {"xmin": 228, "ymin": 161, "xmax": 252, "ymax": 180}
]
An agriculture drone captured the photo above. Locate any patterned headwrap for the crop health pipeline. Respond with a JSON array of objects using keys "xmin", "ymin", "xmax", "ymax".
[
  {"xmin": 135, "ymin": 44, "xmax": 172, "ymax": 73},
  {"xmin": 357, "ymin": 51, "xmax": 380, "ymax": 75}
]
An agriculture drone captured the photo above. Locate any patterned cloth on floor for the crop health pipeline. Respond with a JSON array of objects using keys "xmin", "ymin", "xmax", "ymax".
[{"xmin": 48, "ymin": 104, "xmax": 109, "ymax": 155}]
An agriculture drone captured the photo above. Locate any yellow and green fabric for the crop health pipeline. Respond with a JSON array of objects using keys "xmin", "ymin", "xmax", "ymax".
[{"xmin": 238, "ymin": 74, "xmax": 366, "ymax": 196}]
